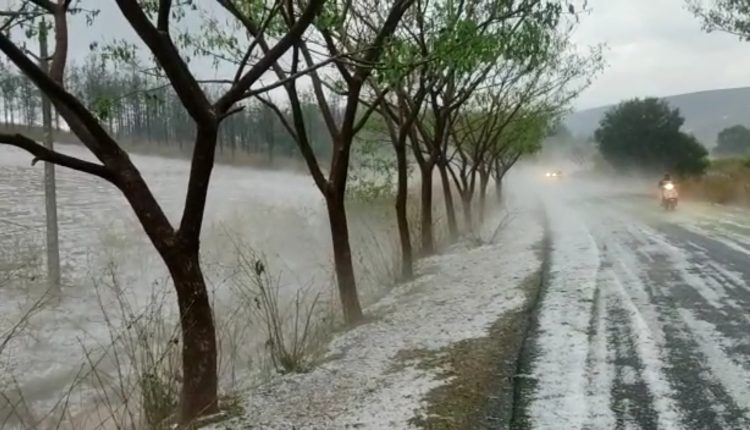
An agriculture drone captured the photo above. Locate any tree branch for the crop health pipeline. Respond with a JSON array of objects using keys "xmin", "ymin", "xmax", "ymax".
[
  {"xmin": 0, "ymin": 32, "xmax": 124, "ymax": 165},
  {"xmin": 115, "ymin": 0, "xmax": 213, "ymax": 124},
  {"xmin": 255, "ymin": 95, "xmax": 297, "ymax": 139},
  {"xmin": 297, "ymin": 42, "xmax": 339, "ymax": 137},
  {"xmin": 352, "ymin": 88, "xmax": 389, "ymax": 135},
  {"xmin": 241, "ymin": 56, "xmax": 338, "ymax": 99},
  {"xmin": 158, "ymin": 0, "xmax": 172, "ymax": 32},
  {"xmin": 0, "ymin": 133, "xmax": 116, "ymax": 184},
  {"xmin": 28, "ymin": 0, "xmax": 56, "ymax": 13},
  {"xmin": 214, "ymin": 0, "xmax": 327, "ymax": 112},
  {"xmin": 321, "ymin": 30, "xmax": 354, "ymax": 84},
  {"xmin": 232, "ymin": 1, "xmax": 283, "ymax": 84}
]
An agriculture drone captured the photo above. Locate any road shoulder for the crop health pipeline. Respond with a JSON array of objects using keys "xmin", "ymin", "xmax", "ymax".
[{"xmin": 205, "ymin": 204, "xmax": 545, "ymax": 430}]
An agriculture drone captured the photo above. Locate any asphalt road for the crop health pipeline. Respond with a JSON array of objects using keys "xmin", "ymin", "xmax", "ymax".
[{"xmin": 513, "ymin": 178, "xmax": 750, "ymax": 430}]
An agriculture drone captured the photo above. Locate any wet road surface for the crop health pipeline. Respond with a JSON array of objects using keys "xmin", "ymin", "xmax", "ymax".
[{"xmin": 514, "ymin": 180, "xmax": 750, "ymax": 430}]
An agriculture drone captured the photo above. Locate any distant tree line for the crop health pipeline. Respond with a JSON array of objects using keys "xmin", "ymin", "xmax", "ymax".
[{"xmin": 0, "ymin": 55, "xmax": 335, "ymax": 162}]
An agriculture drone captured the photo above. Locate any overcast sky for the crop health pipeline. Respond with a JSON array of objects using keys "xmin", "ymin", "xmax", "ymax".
[
  {"xmin": 62, "ymin": 0, "xmax": 750, "ymax": 112},
  {"xmin": 571, "ymin": 0, "xmax": 750, "ymax": 109}
]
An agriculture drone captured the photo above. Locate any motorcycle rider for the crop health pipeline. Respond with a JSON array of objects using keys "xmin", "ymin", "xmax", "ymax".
[
  {"xmin": 658, "ymin": 173, "xmax": 672, "ymax": 189},
  {"xmin": 657, "ymin": 173, "xmax": 679, "ymax": 210}
]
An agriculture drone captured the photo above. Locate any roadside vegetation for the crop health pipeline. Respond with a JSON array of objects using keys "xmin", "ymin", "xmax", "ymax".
[
  {"xmin": 594, "ymin": 98, "xmax": 709, "ymax": 177},
  {"xmin": 584, "ymin": 95, "xmax": 750, "ymax": 207},
  {"xmin": 0, "ymin": 0, "xmax": 601, "ymax": 428},
  {"xmin": 681, "ymin": 157, "xmax": 750, "ymax": 206}
]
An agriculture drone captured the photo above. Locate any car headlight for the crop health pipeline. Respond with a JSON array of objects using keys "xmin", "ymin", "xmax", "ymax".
[{"xmin": 664, "ymin": 183, "xmax": 674, "ymax": 190}]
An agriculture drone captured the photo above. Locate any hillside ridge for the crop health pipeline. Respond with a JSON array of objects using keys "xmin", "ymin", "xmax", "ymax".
[{"xmin": 566, "ymin": 86, "xmax": 750, "ymax": 146}]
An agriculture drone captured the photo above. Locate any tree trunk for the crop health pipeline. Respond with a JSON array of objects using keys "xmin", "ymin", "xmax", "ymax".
[
  {"xmin": 112, "ymin": 143, "xmax": 219, "ymax": 425},
  {"xmin": 479, "ymin": 171, "xmax": 490, "ymax": 223},
  {"xmin": 437, "ymin": 162, "xmax": 458, "ymax": 241},
  {"xmin": 268, "ymin": 133, "xmax": 275, "ymax": 164},
  {"xmin": 163, "ymin": 250, "xmax": 219, "ymax": 423},
  {"xmin": 325, "ymin": 192, "xmax": 363, "ymax": 324},
  {"xmin": 495, "ymin": 175, "xmax": 503, "ymax": 203},
  {"xmin": 419, "ymin": 161, "xmax": 435, "ymax": 255},
  {"xmin": 461, "ymin": 194, "xmax": 473, "ymax": 233},
  {"xmin": 395, "ymin": 141, "xmax": 413, "ymax": 280}
]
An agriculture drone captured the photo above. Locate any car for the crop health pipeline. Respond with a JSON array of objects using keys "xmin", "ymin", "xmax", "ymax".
[{"xmin": 544, "ymin": 170, "xmax": 563, "ymax": 179}]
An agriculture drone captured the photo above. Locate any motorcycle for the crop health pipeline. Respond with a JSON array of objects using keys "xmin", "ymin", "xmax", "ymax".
[{"xmin": 660, "ymin": 181, "xmax": 678, "ymax": 211}]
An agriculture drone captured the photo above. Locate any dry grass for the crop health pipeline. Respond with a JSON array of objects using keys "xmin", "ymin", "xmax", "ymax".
[
  {"xmin": 681, "ymin": 158, "xmax": 750, "ymax": 206},
  {"xmin": 0, "ymin": 269, "xmax": 182, "ymax": 430},
  {"xmin": 230, "ymin": 246, "xmax": 333, "ymax": 375},
  {"xmin": 68, "ymin": 268, "xmax": 182, "ymax": 430}
]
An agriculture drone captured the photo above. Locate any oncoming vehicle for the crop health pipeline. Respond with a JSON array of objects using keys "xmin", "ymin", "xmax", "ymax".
[
  {"xmin": 660, "ymin": 180, "xmax": 679, "ymax": 211},
  {"xmin": 544, "ymin": 170, "xmax": 563, "ymax": 179}
]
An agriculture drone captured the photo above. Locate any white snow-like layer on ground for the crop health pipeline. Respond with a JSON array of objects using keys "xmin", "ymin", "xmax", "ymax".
[
  {"xmin": 584, "ymin": 269, "xmax": 615, "ymax": 430},
  {"xmin": 0, "ymin": 144, "xmax": 403, "ymax": 423},
  {"xmin": 206, "ymin": 198, "xmax": 544, "ymax": 430},
  {"xmin": 594, "ymin": 209, "xmax": 687, "ymax": 430},
  {"xmin": 678, "ymin": 309, "xmax": 750, "ymax": 423},
  {"xmin": 527, "ymin": 190, "xmax": 690, "ymax": 430},
  {"xmin": 526, "ymin": 193, "xmax": 602, "ymax": 429},
  {"xmin": 606, "ymin": 264, "xmax": 684, "ymax": 430}
]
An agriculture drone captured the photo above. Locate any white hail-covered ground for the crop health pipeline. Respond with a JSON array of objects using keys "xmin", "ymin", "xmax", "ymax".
[
  {"xmin": 1, "ymin": 144, "xmax": 545, "ymax": 429},
  {"xmin": 207, "ymin": 185, "xmax": 544, "ymax": 430},
  {"xmin": 0, "ymin": 143, "xmax": 383, "ymax": 423},
  {"xmin": 524, "ymin": 177, "xmax": 750, "ymax": 430}
]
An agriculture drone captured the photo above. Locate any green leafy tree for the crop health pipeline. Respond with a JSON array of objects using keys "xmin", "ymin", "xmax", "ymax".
[
  {"xmin": 715, "ymin": 124, "xmax": 750, "ymax": 156},
  {"xmin": 688, "ymin": 0, "xmax": 750, "ymax": 39},
  {"xmin": 402, "ymin": 0, "xmax": 576, "ymax": 252},
  {"xmin": 595, "ymin": 98, "xmax": 709, "ymax": 176},
  {"xmin": 214, "ymin": 0, "xmax": 418, "ymax": 324}
]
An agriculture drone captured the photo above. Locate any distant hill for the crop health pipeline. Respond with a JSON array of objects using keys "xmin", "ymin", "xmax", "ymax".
[{"xmin": 565, "ymin": 87, "xmax": 750, "ymax": 147}]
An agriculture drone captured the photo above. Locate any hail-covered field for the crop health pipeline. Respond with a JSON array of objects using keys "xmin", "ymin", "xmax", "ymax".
[{"xmin": 0, "ymin": 143, "xmax": 399, "ymax": 427}]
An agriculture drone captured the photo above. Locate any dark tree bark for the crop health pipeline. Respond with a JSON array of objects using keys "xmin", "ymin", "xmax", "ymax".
[
  {"xmin": 418, "ymin": 158, "xmax": 435, "ymax": 254},
  {"xmin": 166, "ymin": 250, "xmax": 218, "ymax": 419},
  {"xmin": 325, "ymin": 189, "xmax": 363, "ymax": 322},
  {"xmin": 462, "ymin": 196, "xmax": 472, "ymax": 231},
  {"xmin": 437, "ymin": 160, "xmax": 458, "ymax": 240},
  {"xmin": 408, "ymin": 120, "xmax": 439, "ymax": 255},
  {"xmin": 394, "ymin": 140, "xmax": 413, "ymax": 279},
  {"xmin": 446, "ymin": 158, "xmax": 475, "ymax": 233},
  {"xmin": 234, "ymin": 0, "xmax": 415, "ymax": 324},
  {"xmin": 376, "ymin": 87, "xmax": 423, "ymax": 280},
  {"xmin": 478, "ymin": 168, "xmax": 490, "ymax": 223}
]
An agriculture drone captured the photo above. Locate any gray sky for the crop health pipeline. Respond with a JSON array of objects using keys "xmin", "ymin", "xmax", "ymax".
[
  {"xmin": 571, "ymin": 0, "xmax": 750, "ymax": 109},
  {"xmin": 62, "ymin": 0, "xmax": 750, "ymax": 112}
]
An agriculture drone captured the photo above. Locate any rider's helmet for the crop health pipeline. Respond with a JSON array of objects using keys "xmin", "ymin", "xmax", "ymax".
[{"xmin": 663, "ymin": 173, "xmax": 671, "ymax": 181}]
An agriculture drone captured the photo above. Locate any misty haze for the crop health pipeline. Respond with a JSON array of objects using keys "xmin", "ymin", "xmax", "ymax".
[{"xmin": 1, "ymin": 1, "xmax": 750, "ymax": 430}]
